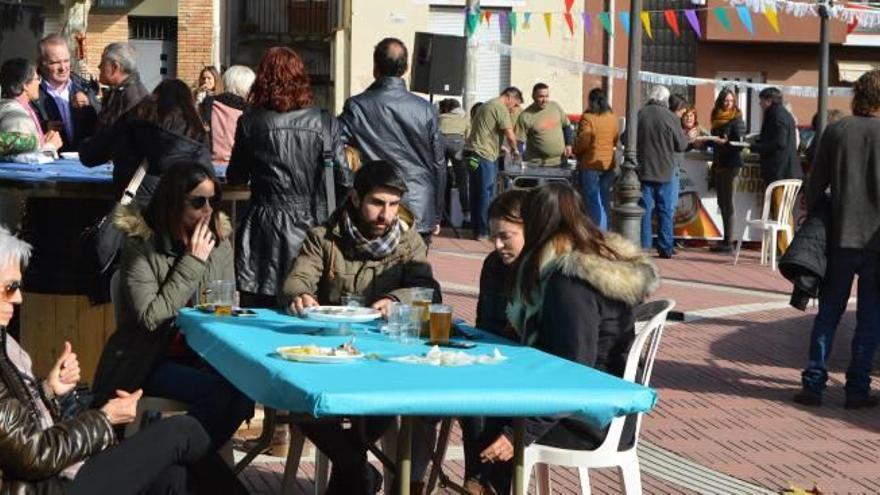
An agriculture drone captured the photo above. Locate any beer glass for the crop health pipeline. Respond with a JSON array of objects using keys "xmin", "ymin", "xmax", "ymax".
[
  {"xmin": 406, "ymin": 287, "xmax": 434, "ymax": 337},
  {"xmin": 429, "ymin": 304, "xmax": 452, "ymax": 344},
  {"xmin": 207, "ymin": 280, "xmax": 235, "ymax": 316}
]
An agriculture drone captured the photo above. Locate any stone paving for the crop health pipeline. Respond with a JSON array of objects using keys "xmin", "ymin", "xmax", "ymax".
[{"xmin": 239, "ymin": 234, "xmax": 880, "ymax": 494}]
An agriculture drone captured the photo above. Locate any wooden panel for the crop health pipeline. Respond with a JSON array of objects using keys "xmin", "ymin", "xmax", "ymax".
[
  {"xmin": 20, "ymin": 292, "xmax": 58, "ymax": 378},
  {"xmin": 76, "ymin": 297, "xmax": 114, "ymax": 387}
]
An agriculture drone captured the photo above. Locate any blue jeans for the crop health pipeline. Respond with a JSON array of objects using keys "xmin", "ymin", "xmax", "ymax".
[
  {"xmin": 639, "ymin": 180, "xmax": 675, "ymax": 254},
  {"xmin": 578, "ymin": 169, "xmax": 615, "ymax": 230},
  {"xmin": 144, "ymin": 360, "xmax": 255, "ymax": 449},
  {"xmin": 469, "ymin": 157, "xmax": 498, "ymax": 237},
  {"xmin": 670, "ymin": 166, "xmax": 681, "ymax": 217},
  {"xmin": 802, "ymin": 248, "xmax": 880, "ymax": 398}
]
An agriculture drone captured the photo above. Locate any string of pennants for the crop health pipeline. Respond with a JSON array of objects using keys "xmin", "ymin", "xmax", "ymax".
[{"xmin": 465, "ymin": 0, "xmax": 880, "ymax": 39}]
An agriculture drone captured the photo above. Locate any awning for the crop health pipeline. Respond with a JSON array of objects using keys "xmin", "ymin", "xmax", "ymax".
[{"xmin": 838, "ymin": 61, "xmax": 880, "ymax": 82}]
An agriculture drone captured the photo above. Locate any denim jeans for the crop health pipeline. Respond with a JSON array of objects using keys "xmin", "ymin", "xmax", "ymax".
[
  {"xmin": 802, "ymin": 248, "xmax": 880, "ymax": 398},
  {"xmin": 578, "ymin": 169, "xmax": 615, "ymax": 230},
  {"xmin": 468, "ymin": 157, "xmax": 498, "ymax": 237},
  {"xmin": 639, "ymin": 180, "xmax": 675, "ymax": 254},
  {"xmin": 144, "ymin": 360, "xmax": 255, "ymax": 449}
]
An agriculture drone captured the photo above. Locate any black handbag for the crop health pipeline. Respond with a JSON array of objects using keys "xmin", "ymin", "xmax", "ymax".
[{"xmin": 87, "ymin": 163, "xmax": 147, "ymax": 274}]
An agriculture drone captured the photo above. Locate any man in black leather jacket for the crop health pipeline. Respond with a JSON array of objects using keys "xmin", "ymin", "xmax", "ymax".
[{"xmin": 339, "ymin": 37, "xmax": 446, "ymax": 245}]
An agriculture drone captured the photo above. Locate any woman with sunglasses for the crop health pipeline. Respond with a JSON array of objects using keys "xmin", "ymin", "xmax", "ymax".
[
  {"xmin": 92, "ymin": 162, "xmax": 254, "ymax": 450},
  {"xmin": 0, "ymin": 225, "xmax": 249, "ymax": 494}
]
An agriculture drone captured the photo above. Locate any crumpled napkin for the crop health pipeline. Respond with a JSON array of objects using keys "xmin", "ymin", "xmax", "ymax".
[{"xmin": 392, "ymin": 346, "xmax": 507, "ymax": 366}]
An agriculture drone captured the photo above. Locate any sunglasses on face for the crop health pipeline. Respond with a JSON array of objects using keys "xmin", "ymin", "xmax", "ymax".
[
  {"xmin": 185, "ymin": 195, "xmax": 220, "ymax": 210},
  {"xmin": 3, "ymin": 281, "xmax": 21, "ymax": 297}
]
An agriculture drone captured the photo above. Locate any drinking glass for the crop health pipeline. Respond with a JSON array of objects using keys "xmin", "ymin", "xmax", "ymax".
[
  {"xmin": 387, "ymin": 302, "xmax": 413, "ymax": 341},
  {"xmin": 342, "ymin": 294, "xmax": 365, "ymax": 307},
  {"xmin": 207, "ymin": 280, "xmax": 235, "ymax": 316},
  {"xmin": 404, "ymin": 287, "xmax": 434, "ymax": 337},
  {"xmin": 429, "ymin": 304, "xmax": 453, "ymax": 344}
]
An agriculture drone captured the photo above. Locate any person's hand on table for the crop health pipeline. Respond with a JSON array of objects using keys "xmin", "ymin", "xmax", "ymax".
[
  {"xmin": 187, "ymin": 219, "xmax": 215, "ymax": 262},
  {"xmin": 45, "ymin": 341, "xmax": 80, "ymax": 397},
  {"xmin": 290, "ymin": 293, "xmax": 319, "ymax": 316},
  {"xmin": 72, "ymin": 91, "xmax": 90, "ymax": 108},
  {"xmin": 371, "ymin": 297, "xmax": 394, "ymax": 319},
  {"xmin": 45, "ymin": 130, "xmax": 63, "ymax": 150},
  {"xmin": 480, "ymin": 434, "xmax": 514, "ymax": 463},
  {"xmin": 100, "ymin": 389, "xmax": 143, "ymax": 425}
]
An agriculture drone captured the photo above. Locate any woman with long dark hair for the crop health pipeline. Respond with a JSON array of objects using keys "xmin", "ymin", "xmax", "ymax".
[
  {"xmin": 227, "ymin": 47, "xmax": 351, "ymax": 308},
  {"xmin": 469, "ymin": 183, "xmax": 659, "ymax": 495},
  {"xmin": 573, "ymin": 88, "xmax": 618, "ymax": 230},
  {"xmin": 80, "ymin": 78, "xmax": 211, "ymax": 204},
  {"xmin": 708, "ymin": 87, "xmax": 746, "ymax": 252},
  {"xmin": 92, "ymin": 162, "xmax": 254, "ymax": 450}
]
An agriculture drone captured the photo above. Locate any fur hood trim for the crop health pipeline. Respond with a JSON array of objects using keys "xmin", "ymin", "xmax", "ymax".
[
  {"xmin": 507, "ymin": 233, "xmax": 660, "ymax": 334},
  {"xmin": 113, "ymin": 204, "xmax": 233, "ymax": 240}
]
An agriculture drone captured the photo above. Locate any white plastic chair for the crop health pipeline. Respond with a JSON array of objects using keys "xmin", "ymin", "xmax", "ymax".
[
  {"xmin": 517, "ymin": 299, "xmax": 675, "ymax": 495},
  {"xmin": 733, "ymin": 179, "xmax": 802, "ymax": 271}
]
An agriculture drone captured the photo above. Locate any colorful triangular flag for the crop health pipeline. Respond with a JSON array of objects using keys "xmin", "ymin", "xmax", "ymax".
[
  {"xmin": 564, "ymin": 0, "xmax": 575, "ymax": 12},
  {"xmin": 736, "ymin": 6, "xmax": 754, "ymax": 35},
  {"xmin": 684, "ymin": 9, "xmax": 702, "ymax": 38},
  {"xmin": 466, "ymin": 12, "xmax": 479, "ymax": 36},
  {"xmin": 523, "ymin": 12, "xmax": 532, "ymax": 29},
  {"xmin": 483, "ymin": 11, "xmax": 492, "ymax": 26},
  {"xmin": 619, "ymin": 12, "xmax": 631, "ymax": 36},
  {"xmin": 583, "ymin": 12, "xmax": 592, "ymax": 35},
  {"xmin": 509, "ymin": 11, "xmax": 518, "ymax": 35},
  {"xmin": 664, "ymin": 10, "xmax": 680, "ymax": 37},
  {"xmin": 713, "ymin": 7, "xmax": 732, "ymax": 32},
  {"xmin": 544, "ymin": 12, "xmax": 553, "ymax": 37},
  {"xmin": 598, "ymin": 11, "xmax": 614, "ymax": 36},
  {"xmin": 641, "ymin": 11, "xmax": 653, "ymax": 39},
  {"xmin": 564, "ymin": 12, "xmax": 575, "ymax": 35},
  {"xmin": 763, "ymin": 4, "xmax": 780, "ymax": 33}
]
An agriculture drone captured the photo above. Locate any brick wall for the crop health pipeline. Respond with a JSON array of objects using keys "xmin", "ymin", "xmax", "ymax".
[
  {"xmin": 177, "ymin": 0, "xmax": 214, "ymax": 85},
  {"xmin": 84, "ymin": 13, "xmax": 128, "ymax": 77}
]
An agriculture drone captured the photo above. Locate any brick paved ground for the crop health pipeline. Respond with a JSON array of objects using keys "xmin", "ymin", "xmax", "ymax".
[{"xmin": 239, "ymin": 235, "xmax": 880, "ymax": 494}]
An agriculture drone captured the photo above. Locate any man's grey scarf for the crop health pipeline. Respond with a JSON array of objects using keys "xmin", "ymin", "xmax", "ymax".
[{"xmin": 343, "ymin": 212, "xmax": 402, "ymax": 259}]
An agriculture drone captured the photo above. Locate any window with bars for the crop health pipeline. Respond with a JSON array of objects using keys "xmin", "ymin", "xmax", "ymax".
[
  {"xmin": 129, "ymin": 16, "xmax": 177, "ymax": 41},
  {"xmin": 641, "ymin": 0, "xmax": 697, "ymax": 101}
]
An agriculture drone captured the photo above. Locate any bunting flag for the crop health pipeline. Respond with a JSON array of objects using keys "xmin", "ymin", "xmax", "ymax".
[
  {"xmin": 685, "ymin": 9, "xmax": 702, "ymax": 38},
  {"xmin": 763, "ymin": 4, "xmax": 780, "ymax": 33},
  {"xmin": 564, "ymin": 0, "xmax": 575, "ymax": 12},
  {"xmin": 619, "ymin": 12, "xmax": 631, "ymax": 36},
  {"xmin": 483, "ymin": 11, "xmax": 492, "ymax": 26},
  {"xmin": 564, "ymin": 13, "xmax": 575, "ymax": 35},
  {"xmin": 714, "ymin": 7, "xmax": 733, "ymax": 32},
  {"xmin": 523, "ymin": 12, "xmax": 532, "ymax": 29},
  {"xmin": 641, "ymin": 11, "xmax": 653, "ymax": 39},
  {"xmin": 736, "ymin": 6, "xmax": 754, "ymax": 35},
  {"xmin": 544, "ymin": 12, "xmax": 553, "ymax": 36},
  {"xmin": 664, "ymin": 10, "xmax": 681, "ymax": 37},
  {"xmin": 598, "ymin": 11, "xmax": 614, "ymax": 35},
  {"xmin": 583, "ymin": 12, "xmax": 592, "ymax": 35},
  {"xmin": 466, "ymin": 12, "xmax": 479, "ymax": 36},
  {"xmin": 509, "ymin": 11, "xmax": 518, "ymax": 35}
]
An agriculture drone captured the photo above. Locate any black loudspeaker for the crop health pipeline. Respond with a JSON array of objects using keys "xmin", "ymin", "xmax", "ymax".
[{"xmin": 410, "ymin": 32, "xmax": 466, "ymax": 96}]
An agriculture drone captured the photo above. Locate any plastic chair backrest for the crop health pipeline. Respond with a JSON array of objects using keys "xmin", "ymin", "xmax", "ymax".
[
  {"xmin": 760, "ymin": 179, "xmax": 803, "ymax": 224},
  {"xmin": 594, "ymin": 299, "xmax": 674, "ymax": 456}
]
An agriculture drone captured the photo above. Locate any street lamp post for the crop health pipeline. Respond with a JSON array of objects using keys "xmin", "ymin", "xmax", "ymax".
[
  {"xmin": 612, "ymin": 0, "xmax": 645, "ymax": 243},
  {"xmin": 816, "ymin": 1, "xmax": 830, "ymax": 134}
]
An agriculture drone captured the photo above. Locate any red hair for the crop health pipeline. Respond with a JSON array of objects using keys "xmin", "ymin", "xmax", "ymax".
[{"xmin": 249, "ymin": 47, "xmax": 312, "ymax": 112}]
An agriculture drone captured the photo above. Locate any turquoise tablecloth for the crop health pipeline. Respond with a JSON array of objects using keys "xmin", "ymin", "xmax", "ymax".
[
  {"xmin": 0, "ymin": 159, "xmax": 227, "ymax": 183},
  {"xmin": 178, "ymin": 308, "xmax": 657, "ymax": 428}
]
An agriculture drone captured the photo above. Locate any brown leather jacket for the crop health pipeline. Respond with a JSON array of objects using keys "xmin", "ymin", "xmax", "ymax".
[{"xmin": 0, "ymin": 328, "xmax": 116, "ymax": 495}]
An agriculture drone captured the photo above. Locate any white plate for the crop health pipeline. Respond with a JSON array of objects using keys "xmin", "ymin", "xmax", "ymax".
[
  {"xmin": 728, "ymin": 141, "xmax": 750, "ymax": 148},
  {"xmin": 60, "ymin": 152, "xmax": 79, "ymax": 160},
  {"xmin": 276, "ymin": 345, "xmax": 364, "ymax": 363},
  {"xmin": 303, "ymin": 306, "xmax": 382, "ymax": 323}
]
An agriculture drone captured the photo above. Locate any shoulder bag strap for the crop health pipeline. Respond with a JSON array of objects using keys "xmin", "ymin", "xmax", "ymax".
[{"xmin": 119, "ymin": 160, "xmax": 148, "ymax": 206}]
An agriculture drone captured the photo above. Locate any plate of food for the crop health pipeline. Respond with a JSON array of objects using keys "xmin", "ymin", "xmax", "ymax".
[
  {"xmin": 276, "ymin": 342, "xmax": 364, "ymax": 363},
  {"xmin": 60, "ymin": 152, "xmax": 79, "ymax": 161},
  {"xmin": 302, "ymin": 305, "xmax": 382, "ymax": 323}
]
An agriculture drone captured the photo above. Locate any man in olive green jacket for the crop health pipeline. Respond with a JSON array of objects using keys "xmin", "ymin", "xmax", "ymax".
[{"xmin": 281, "ymin": 160, "xmax": 440, "ymax": 317}]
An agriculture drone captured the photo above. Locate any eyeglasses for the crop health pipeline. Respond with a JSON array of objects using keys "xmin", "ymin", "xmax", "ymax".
[
  {"xmin": 3, "ymin": 281, "xmax": 21, "ymax": 297},
  {"xmin": 185, "ymin": 195, "xmax": 220, "ymax": 210}
]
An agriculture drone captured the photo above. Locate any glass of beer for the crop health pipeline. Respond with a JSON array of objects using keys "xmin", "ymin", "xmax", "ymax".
[
  {"xmin": 207, "ymin": 280, "xmax": 235, "ymax": 316},
  {"xmin": 408, "ymin": 287, "xmax": 434, "ymax": 337},
  {"xmin": 429, "ymin": 304, "xmax": 453, "ymax": 344}
]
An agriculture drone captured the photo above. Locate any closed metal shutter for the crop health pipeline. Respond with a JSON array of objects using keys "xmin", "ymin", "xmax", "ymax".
[{"xmin": 428, "ymin": 6, "xmax": 511, "ymax": 103}]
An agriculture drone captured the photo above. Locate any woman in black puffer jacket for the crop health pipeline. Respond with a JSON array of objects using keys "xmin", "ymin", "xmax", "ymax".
[{"xmin": 227, "ymin": 47, "xmax": 352, "ymax": 307}]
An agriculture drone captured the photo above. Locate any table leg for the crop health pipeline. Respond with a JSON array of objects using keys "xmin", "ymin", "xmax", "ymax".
[
  {"xmin": 513, "ymin": 418, "xmax": 525, "ymax": 495},
  {"xmin": 396, "ymin": 416, "xmax": 412, "ymax": 495},
  {"xmin": 235, "ymin": 407, "xmax": 277, "ymax": 474}
]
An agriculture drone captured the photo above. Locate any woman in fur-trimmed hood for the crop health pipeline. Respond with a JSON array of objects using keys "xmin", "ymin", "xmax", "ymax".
[
  {"xmin": 92, "ymin": 162, "xmax": 253, "ymax": 452},
  {"xmin": 473, "ymin": 183, "xmax": 659, "ymax": 495}
]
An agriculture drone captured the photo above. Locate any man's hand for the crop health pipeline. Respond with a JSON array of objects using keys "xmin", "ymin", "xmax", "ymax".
[
  {"xmin": 72, "ymin": 91, "xmax": 90, "ymax": 108},
  {"xmin": 100, "ymin": 389, "xmax": 143, "ymax": 425},
  {"xmin": 480, "ymin": 434, "xmax": 514, "ymax": 463},
  {"xmin": 44, "ymin": 130, "xmax": 63, "ymax": 150},
  {"xmin": 290, "ymin": 294, "xmax": 319, "ymax": 316},
  {"xmin": 371, "ymin": 297, "xmax": 394, "ymax": 319},
  {"xmin": 564, "ymin": 145, "xmax": 573, "ymax": 158},
  {"xmin": 432, "ymin": 224, "xmax": 441, "ymax": 236},
  {"xmin": 45, "ymin": 341, "xmax": 80, "ymax": 397}
]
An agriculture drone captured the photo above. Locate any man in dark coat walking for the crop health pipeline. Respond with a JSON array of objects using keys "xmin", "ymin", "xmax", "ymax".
[
  {"xmin": 339, "ymin": 37, "xmax": 446, "ymax": 246},
  {"xmin": 792, "ymin": 70, "xmax": 880, "ymax": 409}
]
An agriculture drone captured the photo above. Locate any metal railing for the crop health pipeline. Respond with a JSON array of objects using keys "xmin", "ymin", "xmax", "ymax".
[{"xmin": 239, "ymin": 0, "xmax": 344, "ymax": 38}]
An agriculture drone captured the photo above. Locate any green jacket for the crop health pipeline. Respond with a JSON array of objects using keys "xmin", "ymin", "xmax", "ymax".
[
  {"xmin": 91, "ymin": 205, "xmax": 233, "ymax": 406},
  {"xmin": 280, "ymin": 208, "xmax": 440, "ymax": 307}
]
